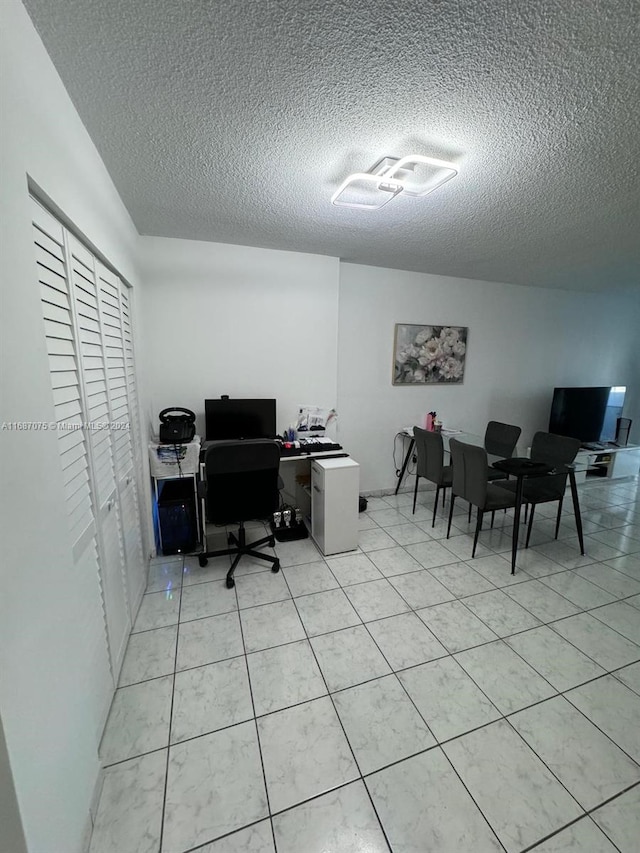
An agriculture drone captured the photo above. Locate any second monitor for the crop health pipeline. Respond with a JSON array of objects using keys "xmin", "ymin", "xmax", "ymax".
[{"xmin": 205, "ymin": 398, "xmax": 277, "ymax": 441}]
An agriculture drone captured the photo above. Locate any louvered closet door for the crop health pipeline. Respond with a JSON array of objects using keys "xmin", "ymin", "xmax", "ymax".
[{"xmin": 68, "ymin": 236, "xmax": 131, "ymax": 673}]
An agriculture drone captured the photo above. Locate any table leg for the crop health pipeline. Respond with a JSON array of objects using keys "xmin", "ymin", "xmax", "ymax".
[
  {"xmin": 395, "ymin": 438, "xmax": 415, "ymax": 495},
  {"xmin": 511, "ymin": 474, "xmax": 524, "ymax": 575},
  {"xmin": 568, "ymin": 471, "xmax": 585, "ymax": 555}
]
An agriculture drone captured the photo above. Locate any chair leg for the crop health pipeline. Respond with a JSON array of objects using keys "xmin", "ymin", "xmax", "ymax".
[
  {"xmin": 468, "ymin": 503, "xmax": 472, "ymax": 522},
  {"xmin": 554, "ymin": 498, "xmax": 564, "ymax": 539},
  {"xmin": 412, "ymin": 474, "xmax": 420, "ymax": 514},
  {"xmin": 442, "ymin": 487, "xmax": 446, "ymax": 509},
  {"xmin": 524, "ymin": 502, "xmax": 528, "ymax": 523},
  {"xmin": 472, "ymin": 509, "xmax": 483, "ymax": 558},
  {"xmin": 447, "ymin": 494, "xmax": 456, "ymax": 538},
  {"xmin": 432, "ymin": 485, "xmax": 440, "ymax": 527},
  {"xmin": 525, "ymin": 504, "xmax": 536, "ymax": 548},
  {"xmin": 490, "ymin": 510, "xmax": 495, "ymax": 529}
]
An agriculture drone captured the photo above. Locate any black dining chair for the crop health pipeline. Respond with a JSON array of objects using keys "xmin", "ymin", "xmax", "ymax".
[
  {"xmin": 447, "ymin": 438, "xmax": 518, "ymax": 558},
  {"xmin": 485, "ymin": 421, "xmax": 522, "ymax": 481},
  {"xmin": 412, "ymin": 427, "xmax": 453, "ymax": 526},
  {"xmin": 496, "ymin": 431, "xmax": 581, "ymax": 547}
]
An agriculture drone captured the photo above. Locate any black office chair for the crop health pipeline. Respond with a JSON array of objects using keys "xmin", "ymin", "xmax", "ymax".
[
  {"xmin": 485, "ymin": 421, "xmax": 522, "ymax": 482},
  {"xmin": 412, "ymin": 427, "xmax": 453, "ymax": 526},
  {"xmin": 197, "ymin": 439, "xmax": 281, "ymax": 589},
  {"xmin": 496, "ymin": 431, "xmax": 580, "ymax": 547},
  {"xmin": 447, "ymin": 439, "xmax": 517, "ymax": 558}
]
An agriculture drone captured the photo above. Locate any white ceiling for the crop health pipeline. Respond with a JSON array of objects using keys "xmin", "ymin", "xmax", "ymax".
[{"xmin": 23, "ymin": 0, "xmax": 640, "ymax": 291}]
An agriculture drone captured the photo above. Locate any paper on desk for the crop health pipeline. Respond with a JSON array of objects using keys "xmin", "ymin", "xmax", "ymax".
[
  {"xmin": 441, "ymin": 428, "xmax": 462, "ymax": 434},
  {"xmin": 296, "ymin": 405, "xmax": 336, "ymax": 432}
]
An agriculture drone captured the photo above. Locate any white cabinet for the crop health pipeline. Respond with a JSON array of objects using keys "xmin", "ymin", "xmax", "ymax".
[
  {"xmin": 575, "ymin": 445, "xmax": 640, "ymax": 482},
  {"xmin": 311, "ymin": 458, "xmax": 359, "ymax": 555}
]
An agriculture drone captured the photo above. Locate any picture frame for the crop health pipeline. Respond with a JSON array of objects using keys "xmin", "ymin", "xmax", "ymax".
[{"xmin": 393, "ymin": 323, "xmax": 468, "ymax": 385}]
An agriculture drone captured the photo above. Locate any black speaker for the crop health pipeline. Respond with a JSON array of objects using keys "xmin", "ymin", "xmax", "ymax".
[{"xmin": 615, "ymin": 417, "xmax": 632, "ymax": 447}]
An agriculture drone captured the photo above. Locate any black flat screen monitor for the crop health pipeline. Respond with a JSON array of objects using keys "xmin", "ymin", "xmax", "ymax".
[
  {"xmin": 205, "ymin": 398, "xmax": 276, "ymax": 441},
  {"xmin": 548, "ymin": 386, "xmax": 626, "ymax": 444}
]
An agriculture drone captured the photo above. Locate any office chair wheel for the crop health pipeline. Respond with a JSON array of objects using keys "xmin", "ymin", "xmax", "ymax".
[
  {"xmin": 198, "ymin": 555, "xmax": 208, "ymax": 567},
  {"xmin": 226, "ymin": 576, "xmax": 235, "ymax": 589},
  {"xmin": 271, "ymin": 560, "xmax": 280, "ymax": 573}
]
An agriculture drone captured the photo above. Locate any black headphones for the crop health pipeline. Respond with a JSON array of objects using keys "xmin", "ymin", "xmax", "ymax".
[{"xmin": 158, "ymin": 407, "xmax": 196, "ymax": 444}]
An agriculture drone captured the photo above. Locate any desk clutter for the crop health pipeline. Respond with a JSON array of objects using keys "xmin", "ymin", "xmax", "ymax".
[{"xmin": 278, "ymin": 435, "xmax": 344, "ymax": 457}]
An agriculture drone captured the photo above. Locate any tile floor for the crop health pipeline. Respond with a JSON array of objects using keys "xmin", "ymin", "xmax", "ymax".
[{"xmin": 91, "ymin": 476, "xmax": 640, "ymax": 853}]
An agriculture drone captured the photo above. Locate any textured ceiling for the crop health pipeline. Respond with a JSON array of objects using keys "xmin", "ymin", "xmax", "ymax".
[{"xmin": 23, "ymin": 0, "xmax": 640, "ymax": 291}]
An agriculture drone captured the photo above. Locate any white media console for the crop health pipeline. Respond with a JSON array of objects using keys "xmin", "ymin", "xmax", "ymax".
[{"xmin": 574, "ymin": 444, "xmax": 640, "ymax": 483}]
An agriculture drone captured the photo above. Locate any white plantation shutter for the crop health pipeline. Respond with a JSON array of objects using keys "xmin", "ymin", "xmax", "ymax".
[{"xmin": 32, "ymin": 200, "xmax": 95, "ymax": 559}]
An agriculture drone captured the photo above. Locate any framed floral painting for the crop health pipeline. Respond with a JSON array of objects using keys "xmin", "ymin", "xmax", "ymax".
[{"xmin": 393, "ymin": 323, "xmax": 468, "ymax": 385}]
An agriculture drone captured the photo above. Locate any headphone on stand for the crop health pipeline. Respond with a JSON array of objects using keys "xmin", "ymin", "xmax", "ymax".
[{"xmin": 158, "ymin": 407, "xmax": 196, "ymax": 444}]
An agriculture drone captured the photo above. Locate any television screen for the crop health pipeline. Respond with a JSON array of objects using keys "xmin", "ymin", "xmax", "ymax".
[
  {"xmin": 548, "ymin": 386, "xmax": 626, "ymax": 444},
  {"xmin": 205, "ymin": 398, "xmax": 277, "ymax": 441}
]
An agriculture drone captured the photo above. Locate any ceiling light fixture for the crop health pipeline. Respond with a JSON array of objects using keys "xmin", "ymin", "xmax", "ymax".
[{"xmin": 331, "ymin": 154, "xmax": 458, "ymax": 210}]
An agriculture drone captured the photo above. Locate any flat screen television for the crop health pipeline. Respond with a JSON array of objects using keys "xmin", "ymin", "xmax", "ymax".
[
  {"xmin": 205, "ymin": 398, "xmax": 277, "ymax": 441},
  {"xmin": 548, "ymin": 386, "xmax": 626, "ymax": 444}
]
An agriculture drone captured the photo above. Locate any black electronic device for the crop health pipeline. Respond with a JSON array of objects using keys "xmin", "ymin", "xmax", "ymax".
[
  {"xmin": 157, "ymin": 478, "xmax": 198, "ymax": 554},
  {"xmin": 548, "ymin": 386, "xmax": 626, "ymax": 444},
  {"xmin": 205, "ymin": 398, "xmax": 276, "ymax": 441},
  {"xmin": 615, "ymin": 417, "xmax": 632, "ymax": 447},
  {"xmin": 158, "ymin": 407, "xmax": 196, "ymax": 444}
]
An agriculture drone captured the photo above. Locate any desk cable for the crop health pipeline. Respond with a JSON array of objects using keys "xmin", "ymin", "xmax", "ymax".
[{"xmin": 394, "ymin": 431, "xmax": 416, "ymax": 479}]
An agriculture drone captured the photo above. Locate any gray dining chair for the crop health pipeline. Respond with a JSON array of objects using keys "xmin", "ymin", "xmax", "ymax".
[
  {"xmin": 412, "ymin": 427, "xmax": 453, "ymax": 526},
  {"xmin": 485, "ymin": 421, "xmax": 522, "ymax": 482},
  {"xmin": 447, "ymin": 438, "xmax": 517, "ymax": 558}
]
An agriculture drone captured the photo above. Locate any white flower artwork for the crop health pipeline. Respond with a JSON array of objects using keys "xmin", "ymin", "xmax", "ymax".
[{"xmin": 393, "ymin": 323, "xmax": 468, "ymax": 385}]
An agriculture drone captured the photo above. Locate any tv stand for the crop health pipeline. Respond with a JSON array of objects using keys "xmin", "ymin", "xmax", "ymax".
[
  {"xmin": 582, "ymin": 442, "xmax": 606, "ymax": 451},
  {"xmin": 575, "ymin": 444, "xmax": 639, "ymax": 482}
]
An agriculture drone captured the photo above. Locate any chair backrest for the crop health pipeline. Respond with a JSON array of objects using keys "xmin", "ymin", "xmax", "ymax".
[
  {"xmin": 448, "ymin": 438, "xmax": 466, "ymax": 498},
  {"xmin": 530, "ymin": 431, "xmax": 581, "ymax": 499},
  {"xmin": 450, "ymin": 439, "xmax": 489, "ymax": 508},
  {"xmin": 203, "ymin": 439, "xmax": 280, "ymax": 525},
  {"xmin": 413, "ymin": 426, "xmax": 445, "ymax": 483},
  {"xmin": 484, "ymin": 421, "xmax": 522, "ymax": 457}
]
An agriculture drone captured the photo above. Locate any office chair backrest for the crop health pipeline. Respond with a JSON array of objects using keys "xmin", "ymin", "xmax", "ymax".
[
  {"xmin": 530, "ymin": 431, "xmax": 581, "ymax": 498},
  {"xmin": 484, "ymin": 421, "xmax": 522, "ymax": 458},
  {"xmin": 203, "ymin": 439, "xmax": 280, "ymax": 525},
  {"xmin": 413, "ymin": 426, "xmax": 445, "ymax": 482}
]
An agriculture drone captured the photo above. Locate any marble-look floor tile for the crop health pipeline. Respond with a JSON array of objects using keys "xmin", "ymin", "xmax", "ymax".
[
  {"xmin": 282, "ymin": 560, "xmax": 338, "ymax": 596},
  {"xmin": 590, "ymin": 601, "xmax": 640, "ymax": 645},
  {"xmin": 415, "ymin": 516, "xmax": 458, "ymax": 540},
  {"xmin": 257, "ymin": 696, "xmax": 358, "ymax": 813},
  {"xmin": 529, "ymin": 818, "xmax": 618, "ymax": 853},
  {"xmin": 334, "ymin": 675, "xmax": 435, "ymax": 774},
  {"xmin": 163, "ymin": 724, "xmax": 267, "ymax": 852},
  {"xmin": 505, "ymin": 626, "xmax": 605, "ymax": 691},
  {"xmin": 384, "ymin": 523, "xmax": 432, "ymax": 547},
  {"xmin": 171, "ymin": 657, "xmax": 253, "ymax": 743},
  {"xmin": 272, "ymin": 780, "xmax": 388, "ymax": 853},
  {"xmin": 358, "ymin": 527, "xmax": 399, "ymax": 552},
  {"xmin": 416, "ymin": 599, "xmax": 498, "ymax": 652},
  {"xmin": 387, "ymin": 569, "xmax": 455, "ymax": 608},
  {"xmin": 627, "ymin": 593, "xmax": 640, "ymax": 609},
  {"xmin": 440, "ymin": 533, "xmax": 492, "ymax": 562},
  {"xmin": 176, "ymin": 612, "xmax": 243, "ymax": 670},
  {"xmin": 294, "ymin": 588, "xmax": 361, "ymax": 636},
  {"xmin": 550, "ymin": 613, "xmax": 640, "ymax": 671},
  {"xmin": 455, "ymin": 640, "xmax": 555, "ymax": 714},
  {"xmin": 239, "ymin": 600, "xmax": 306, "ymax": 653},
  {"xmin": 613, "ymin": 661, "xmax": 640, "ymax": 695},
  {"xmin": 463, "ymin": 553, "xmax": 522, "ymax": 587},
  {"xmin": 343, "ymin": 578, "xmax": 410, "ymax": 622},
  {"xmin": 444, "ymin": 719, "xmax": 583, "ymax": 852},
  {"xmin": 132, "ymin": 590, "xmax": 180, "ymax": 633},
  {"xmin": 325, "ymin": 552, "xmax": 383, "ymax": 586},
  {"xmin": 366, "ymin": 612, "xmax": 447, "ymax": 669},
  {"xmin": 119, "ymin": 625, "xmax": 177, "ymax": 687},
  {"xmin": 510, "ymin": 695, "xmax": 640, "ymax": 809},
  {"xmin": 275, "ymin": 538, "xmax": 323, "ymax": 568},
  {"xmin": 567, "ymin": 675, "xmax": 640, "ymax": 762},
  {"xmin": 404, "ymin": 539, "xmax": 461, "ymax": 570},
  {"xmin": 591, "ymin": 785, "xmax": 640, "ymax": 853},
  {"xmin": 182, "ymin": 555, "xmax": 230, "ymax": 586},
  {"xmin": 100, "ymin": 676, "xmax": 172, "ymax": 765},
  {"xmin": 503, "ymin": 548, "xmax": 566, "ymax": 578},
  {"xmin": 463, "ymin": 589, "xmax": 542, "ymax": 637},
  {"xmin": 590, "ymin": 528, "xmax": 640, "ymax": 553},
  {"xmin": 429, "ymin": 561, "xmax": 496, "ymax": 597},
  {"xmin": 367, "ymin": 545, "xmax": 423, "ymax": 577},
  {"xmin": 574, "ymin": 564, "xmax": 640, "ymax": 599},
  {"xmin": 366, "ymin": 747, "xmax": 503, "ymax": 853},
  {"xmin": 532, "ymin": 540, "xmax": 597, "ymax": 570},
  {"xmin": 196, "ymin": 820, "xmax": 275, "ymax": 852},
  {"xmin": 310, "ymin": 625, "xmax": 391, "ymax": 691},
  {"xmin": 89, "ymin": 750, "xmax": 166, "ymax": 853},
  {"xmin": 541, "ymin": 571, "xmax": 617, "ymax": 609},
  {"xmin": 179, "ymin": 579, "xmax": 237, "ymax": 622},
  {"xmin": 235, "ymin": 570, "xmax": 291, "ymax": 609},
  {"xmin": 359, "ymin": 511, "xmax": 381, "ymax": 530},
  {"xmin": 367, "ymin": 507, "xmax": 410, "ymax": 528},
  {"xmin": 604, "ymin": 553, "xmax": 640, "ymax": 580},
  {"xmin": 398, "ymin": 656, "xmax": 501, "ymax": 742},
  {"xmin": 504, "ymin": 579, "xmax": 580, "ymax": 622},
  {"xmin": 247, "ymin": 639, "xmax": 326, "ymax": 715},
  {"xmin": 146, "ymin": 560, "xmax": 184, "ymax": 594}
]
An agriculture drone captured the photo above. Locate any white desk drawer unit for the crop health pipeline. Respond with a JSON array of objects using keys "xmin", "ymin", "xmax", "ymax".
[{"xmin": 311, "ymin": 457, "xmax": 360, "ymax": 556}]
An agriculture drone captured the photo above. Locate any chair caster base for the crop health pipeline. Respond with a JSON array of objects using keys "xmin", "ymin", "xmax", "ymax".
[
  {"xmin": 226, "ymin": 576, "xmax": 235, "ymax": 589},
  {"xmin": 198, "ymin": 555, "xmax": 208, "ymax": 567},
  {"xmin": 271, "ymin": 561, "xmax": 280, "ymax": 573}
]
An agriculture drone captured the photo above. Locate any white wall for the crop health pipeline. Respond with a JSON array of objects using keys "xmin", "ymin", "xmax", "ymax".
[
  {"xmin": 137, "ymin": 237, "xmax": 340, "ymax": 440},
  {"xmin": 338, "ymin": 264, "xmax": 640, "ymax": 492},
  {"xmin": 0, "ymin": 2, "xmax": 140, "ymax": 851}
]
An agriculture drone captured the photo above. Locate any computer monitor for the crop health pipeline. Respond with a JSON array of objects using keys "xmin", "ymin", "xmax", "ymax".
[{"xmin": 205, "ymin": 398, "xmax": 277, "ymax": 441}]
